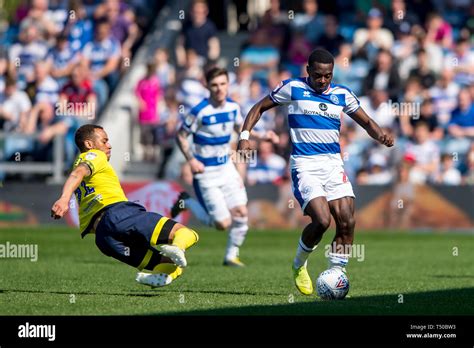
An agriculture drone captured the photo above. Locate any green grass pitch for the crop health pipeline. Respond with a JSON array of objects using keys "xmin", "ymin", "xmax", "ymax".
[{"xmin": 0, "ymin": 227, "xmax": 473, "ymax": 315}]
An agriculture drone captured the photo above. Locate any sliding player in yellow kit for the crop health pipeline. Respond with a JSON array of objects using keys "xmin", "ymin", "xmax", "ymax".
[{"xmin": 51, "ymin": 124, "xmax": 199, "ymax": 288}]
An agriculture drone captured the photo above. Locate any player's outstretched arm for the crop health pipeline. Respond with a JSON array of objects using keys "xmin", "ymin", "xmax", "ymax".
[
  {"xmin": 348, "ymin": 107, "xmax": 395, "ymax": 147},
  {"xmin": 51, "ymin": 163, "xmax": 91, "ymax": 219},
  {"xmin": 237, "ymin": 96, "xmax": 278, "ymax": 152}
]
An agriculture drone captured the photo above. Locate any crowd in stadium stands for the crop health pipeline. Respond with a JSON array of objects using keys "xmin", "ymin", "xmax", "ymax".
[
  {"xmin": 146, "ymin": 0, "xmax": 472, "ymax": 188},
  {"xmin": 1, "ymin": 0, "xmax": 473, "ymax": 188},
  {"xmin": 0, "ymin": 0, "xmax": 155, "ymax": 172}
]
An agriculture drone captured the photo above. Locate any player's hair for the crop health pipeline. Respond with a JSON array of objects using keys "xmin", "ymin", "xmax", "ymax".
[
  {"xmin": 205, "ymin": 66, "xmax": 228, "ymax": 83},
  {"xmin": 308, "ymin": 48, "xmax": 334, "ymax": 66},
  {"xmin": 75, "ymin": 124, "xmax": 103, "ymax": 152}
]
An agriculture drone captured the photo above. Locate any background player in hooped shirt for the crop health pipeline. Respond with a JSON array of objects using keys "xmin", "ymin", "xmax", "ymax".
[
  {"xmin": 172, "ymin": 67, "xmax": 273, "ymax": 267},
  {"xmin": 238, "ymin": 49, "xmax": 394, "ymax": 295},
  {"xmin": 51, "ymin": 124, "xmax": 199, "ymax": 288}
]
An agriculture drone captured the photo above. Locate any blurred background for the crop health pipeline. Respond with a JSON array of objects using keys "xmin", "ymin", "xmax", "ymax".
[{"xmin": 0, "ymin": 0, "xmax": 473, "ymax": 231}]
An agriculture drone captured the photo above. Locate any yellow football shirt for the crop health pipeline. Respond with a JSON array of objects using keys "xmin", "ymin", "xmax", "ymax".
[{"xmin": 73, "ymin": 149, "xmax": 127, "ymax": 233}]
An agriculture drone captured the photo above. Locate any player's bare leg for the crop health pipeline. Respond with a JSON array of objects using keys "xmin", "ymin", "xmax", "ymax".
[
  {"xmin": 293, "ymin": 197, "xmax": 331, "ymax": 295},
  {"xmin": 328, "ymin": 196, "xmax": 355, "ymax": 272}
]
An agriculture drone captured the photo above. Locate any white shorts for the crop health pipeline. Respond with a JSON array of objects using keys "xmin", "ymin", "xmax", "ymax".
[
  {"xmin": 193, "ymin": 162, "xmax": 248, "ymax": 222},
  {"xmin": 290, "ymin": 163, "xmax": 355, "ymax": 213}
]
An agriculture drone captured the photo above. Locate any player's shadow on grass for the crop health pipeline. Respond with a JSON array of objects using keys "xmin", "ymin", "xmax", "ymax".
[
  {"xmin": 0, "ymin": 288, "xmax": 161, "ymax": 298},
  {"xmin": 159, "ymin": 287, "xmax": 474, "ymax": 316},
  {"xmin": 0, "ymin": 288, "xmax": 285, "ymax": 298},
  {"xmin": 430, "ymin": 275, "xmax": 474, "ymax": 279}
]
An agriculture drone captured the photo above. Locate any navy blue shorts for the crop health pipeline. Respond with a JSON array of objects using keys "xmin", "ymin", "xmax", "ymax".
[{"xmin": 94, "ymin": 201, "xmax": 177, "ymax": 270}]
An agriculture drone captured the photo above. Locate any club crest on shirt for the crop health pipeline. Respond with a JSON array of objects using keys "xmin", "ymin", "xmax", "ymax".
[
  {"xmin": 330, "ymin": 94, "xmax": 339, "ymax": 105},
  {"xmin": 85, "ymin": 152, "xmax": 97, "ymax": 160}
]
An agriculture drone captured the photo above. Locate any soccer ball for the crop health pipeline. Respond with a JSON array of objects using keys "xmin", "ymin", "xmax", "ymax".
[{"xmin": 316, "ymin": 268, "xmax": 350, "ymax": 300}]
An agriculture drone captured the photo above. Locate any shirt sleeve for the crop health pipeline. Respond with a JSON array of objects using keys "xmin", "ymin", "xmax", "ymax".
[
  {"xmin": 80, "ymin": 150, "xmax": 108, "ymax": 176},
  {"xmin": 269, "ymin": 79, "xmax": 292, "ymax": 105},
  {"xmin": 181, "ymin": 112, "xmax": 198, "ymax": 134},
  {"xmin": 342, "ymin": 88, "xmax": 361, "ymax": 115}
]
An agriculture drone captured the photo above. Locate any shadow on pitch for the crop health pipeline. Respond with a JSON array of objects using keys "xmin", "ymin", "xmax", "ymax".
[
  {"xmin": 0, "ymin": 288, "xmax": 285, "ymax": 298},
  {"xmin": 157, "ymin": 287, "xmax": 474, "ymax": 316},
  {"xmin": 430, "ymin": 274, "xmax": 474, "ymax": 279}
]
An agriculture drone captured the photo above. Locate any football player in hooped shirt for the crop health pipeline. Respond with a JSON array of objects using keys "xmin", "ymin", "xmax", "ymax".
[
  {"xmin": 238, "ymin": 49, "xmax": 394, "ymax": 295},
  {"xmin": 172, "ymin": 67, "xmax": 251, "ymax": 267}
]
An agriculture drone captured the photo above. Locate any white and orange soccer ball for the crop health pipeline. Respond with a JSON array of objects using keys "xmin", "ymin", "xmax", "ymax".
[{"xmin": 316, "ymin": 268, "xmax": 350, "ymax": 300}]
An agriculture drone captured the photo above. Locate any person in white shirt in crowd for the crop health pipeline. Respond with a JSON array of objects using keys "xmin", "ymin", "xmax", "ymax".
[
  {"xmin": 404, "ymin": 121, "xmax": 440, "ymax": 184},
  {"xmin": 436, "ymin": 153, "xmax": 462, "ymax": 185},
  {"xmin": 353, "ymin": 8, "xmax": 394, "ymax": 62},
  {"xmin": 365, "ymin": 152, "xmax": 393, "ymax": 185}
]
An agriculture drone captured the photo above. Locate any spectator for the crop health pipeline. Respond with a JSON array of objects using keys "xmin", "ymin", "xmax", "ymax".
[
  {"xmin": 82, "ymin": 19, "xmax": 121, "ymax": 110},
  {"xmin": 0, "ymin": 76, "xmax": 32, "ymax": 133},
  {"xmin": 425, "ymin": 12, "xmax": 453, "ymax": 50},
  {"xmin": 258, "ymin": 0, "xmax": 290, "ymax": 55},
  {"xmin": 286, "ymin": 31, "xmax": 312, "ymax": 76},
  {"xmin": 443, "ymin": 38, "xmax": 474, "ymax": 87},
  {"xmin": 8, "ymin": 25, "xmax": 49, "ymax": 88},
  {"xmin": 47, "ymin": 34, "xmax": 80, "ymax": 87},
  {"xmin": 19, "ymin": 0, "xmax": 60, "ymax": 39},
  {"xmin": 176, "ymin": 49, "xmax": 208, "ymax": 112},
  {"xmin": 246, "ymin": 140, "xmax": 286, "ymax": 185},
  {"xmin": 363, "ymin": 49, "xmax": 401, "ymax": 101},
  {"xmin": 291, "ymin": 0, "xmax": 325, "ymax": 46},
  {"xmin": 447, "ymin": 88, "xmax": 474, "ymax": 142},
  {"xmin": 365, "ymin": 152, "xmax": 393, "ymax": 185},
  {"xmin": 64, "ymin": 0, "xmax": 94, "ymax": 53},
  {"xmin": 176, "ymin": 0, "xmax": 220, "ymax": 67},
  {"xmin": 57, "ymin": 63, "xmax": 97, "ymax": 121},
  {"xmin": 315, "ymin": 15, "xmax": 346, "ymax": 56},
  {"xmin": 408, "ymin": 49, "xmax": 436, "ymax": 89},
  {"xmin": 400, "ymin": 98, "xmax": 443, "ymax": 141},
  {"xmin": 462, "ymin": 144, "xmax": 474, "ymax": 185},
  {"xmin": 391, "ymin": 21, "xmax": 418, "ymax": 81},
  {"xmin": 240, "ymin": 28, "xmax": 280, "ymax": 82},
  {"xmin": 353, "ymin": 8, "xmax": 394, "ymax": 62},
  {"xmin": 135, "ymin": 61, "xmax": 162, "ymax": 162},
  {"xmin": 436, "ymin": 153, "xmax": 462, "ymax": 185},
  {"xmin": 385, "ymin": 0, "xmax": 420, "ymax": 36},
  {"xmin": 0, "ymin": 48, "xmax": 7, "ymax": 102},
  {"xmin": 156, "ymin": 88, "xmax": 180, "ymax": 178},
  {"xmin": 356, "ymin": 90, "xmax": 396, "ymax": 138},
  {"xmin": 29, "ymin": 61, "xmax": 60, "ymax": 105},
  {"xmin": 154, "ymin": 48, "xmax": 175, "ymax": 89},
  {"xmin": 333, "ymin": 42, "xmax": 369, "ymax": 96},
  {"xmin": 404, "ymin": 121, "xmax": 440, "ymax": 184},
  {"xmin": 430, "ymin": 68, "xmax": 461, "ymax": 128},
  {"xmin": 101, "ymin": 0, "xmax": 140, "ymax": 59}
]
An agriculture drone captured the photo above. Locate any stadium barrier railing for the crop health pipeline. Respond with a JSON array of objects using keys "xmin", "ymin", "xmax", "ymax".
[{"xmin": 0, "ymin": 132, "xmax": 65, "ymax": 183}]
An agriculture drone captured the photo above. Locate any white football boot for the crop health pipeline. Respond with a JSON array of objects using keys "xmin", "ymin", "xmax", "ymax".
[{"xmin": 157, "ymin": 245, "xmax": 187, "ymax": 268}]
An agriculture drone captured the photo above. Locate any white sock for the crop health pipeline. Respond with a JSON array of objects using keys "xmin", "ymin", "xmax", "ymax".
[
  {"xmin": 328, "ymin": 252, "xmax": 350, "ymax": 270},
  {"xmin": 293, "ymin": 238, "xmax": 317, "ymax": 269},
  {"xmin": 225, "ymin": 216, "xmax": 248, "ymax": 260},
  {"xmin": 183, "ymin": 198, "xmax": 214, "ymax": 226}
]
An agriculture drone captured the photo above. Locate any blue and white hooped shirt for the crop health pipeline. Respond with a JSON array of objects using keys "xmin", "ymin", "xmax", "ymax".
[
  {"xmin": 270, "ymin": 77, "xmax": 360, "ymax": 168},
  {"xmin": 181, "ymin": 97, "xmax": 242, "ymax": 170}
]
